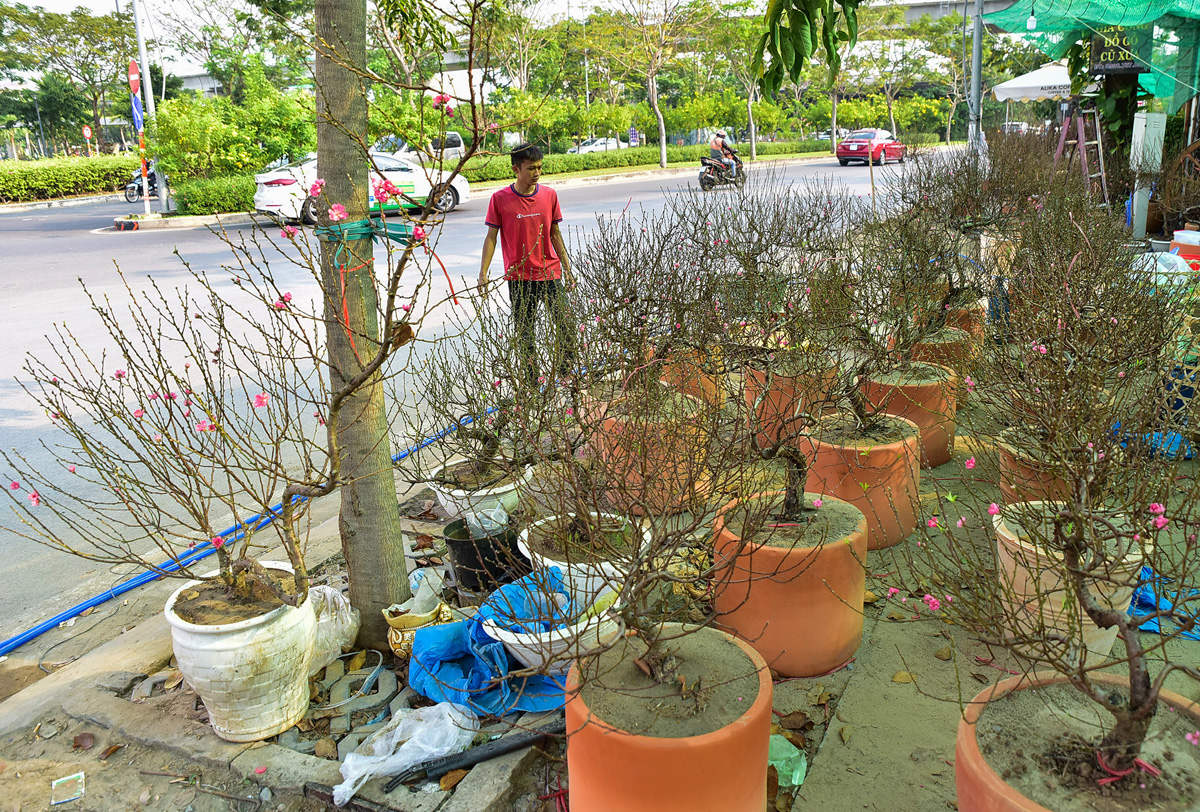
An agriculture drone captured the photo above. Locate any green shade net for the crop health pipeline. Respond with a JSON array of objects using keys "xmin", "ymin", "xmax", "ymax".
[{"xmin": 985, "ymin": 1, "xmax": 1200, "ymax": 114}]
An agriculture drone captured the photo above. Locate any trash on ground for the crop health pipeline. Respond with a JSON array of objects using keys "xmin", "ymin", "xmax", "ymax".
[
  {"xmin": 332, "ymin": 701, "xmax": 478, "ymax": 806},
  {"xmin": 50, "ymin": 772, "xmax": 85, "ymax": 805},
  {"xmin": 71, "ymin": 732, "xmax": 94, "ymax": 751},
  {"xmin": 309, "ymin": 586, "xmax": 362, "ymax": 675},
  {"xmin": 768, "ymin": 735, "xmax": 808, "ymax": 788}
]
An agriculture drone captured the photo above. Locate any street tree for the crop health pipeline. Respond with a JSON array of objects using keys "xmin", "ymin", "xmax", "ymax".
[
  {"xmin": 589, "ymin": 0, "xmax": 711, "ymax": 167},
  {"xmin": 6, "ymin": 6, "xmax": 135, "ymax": 147},
  {"xmin": 713, "ymin": 4, "xmax": 771, "ymax": 158}
]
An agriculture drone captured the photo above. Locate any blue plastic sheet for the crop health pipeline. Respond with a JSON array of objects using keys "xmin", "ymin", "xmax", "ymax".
[
  {"xmin": 1110, "ymin": 420, "xmax": 1195, "ymax": 460},
  {"xmin": 408, "ymin": 569, "xmax": 573, "ymax": 715},
  {"xmin": 1131, "ymin": 565, "xmax": 1200, "ymax": 641}
]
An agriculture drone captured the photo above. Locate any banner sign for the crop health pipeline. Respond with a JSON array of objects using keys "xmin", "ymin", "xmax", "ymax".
[{"xmin": 1091, "ymin": 26, "xmax": 1152, "ymax": 75}]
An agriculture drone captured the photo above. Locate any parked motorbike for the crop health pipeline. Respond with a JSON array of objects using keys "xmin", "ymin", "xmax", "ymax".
[
  {"xmin": 698, "ymin": 150, "xmax": 745, "ymax": 192},
  {"xmin": 124, "ymin": 162, "xmax": 167, "ymax": 202}
]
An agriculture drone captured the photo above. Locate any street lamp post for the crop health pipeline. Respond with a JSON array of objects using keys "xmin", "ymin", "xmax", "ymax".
[
  {"xmin": 968, "ymin": 0, "xmax": 984, "ymax": 154},
  {"xmin": 33, "ymin": 92, "xmax": 47, "ymax": 158},
  {"xmin": 131, "ymin": 0, "xmax": 169, "ymax": 211}
]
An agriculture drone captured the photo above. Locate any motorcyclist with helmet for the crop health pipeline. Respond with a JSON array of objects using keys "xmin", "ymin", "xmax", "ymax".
[{"xmin": 709, "ymin": 129, "xmax": 737, "ymax": 179}]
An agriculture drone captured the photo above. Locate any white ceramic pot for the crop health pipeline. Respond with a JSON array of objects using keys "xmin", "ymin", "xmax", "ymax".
[
  {"xmin": 427, "ymin": 461, "xmax": 532, "ymax": 518},
  {"xmin": 517, "ymin": 513, "xmax": 640, "ymax": 605},
  {"xmin": 164, "ymin": 562, "xmax": 317, "ymax": 743},
  {"xmin": 994, "ymin": 504, "xmax": 1147, "ymax": 663},
  {"xmin": 480, "ymin": 590, "xmax": 621, "ymax": 675}
]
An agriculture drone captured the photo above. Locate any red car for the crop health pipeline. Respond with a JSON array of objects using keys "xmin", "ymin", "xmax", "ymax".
[{"xmin": 836, "ymin": 129, "xmax": 907, "ymax": 166}]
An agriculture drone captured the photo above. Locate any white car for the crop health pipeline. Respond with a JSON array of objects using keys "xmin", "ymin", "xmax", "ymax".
[
  {"xmin": 253, "ymin": 152, "xmax": 471, "ymax": 224},
  {"xmin": 567, "ymin": 137, "xmax": 629, "ymax": 154}
]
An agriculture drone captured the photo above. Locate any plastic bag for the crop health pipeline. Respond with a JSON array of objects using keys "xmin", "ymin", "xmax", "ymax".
[
  {"xmin": 332, "ymin": 702, "xmax": 478, "ymax": 806},
  {"xmin": 465, "ymin": 504, "xmax": 508, "ymax": 538},
  {"xmin": 308, "ymin": 586, "xmax": 361, "ymax": 676},
  {"xmin": 768, "ymin": 734, "xmax": 808, "ymax": 788},
  {"xmin": 409, "ymin": 566, "xmax": 445, "ymax": 599}
]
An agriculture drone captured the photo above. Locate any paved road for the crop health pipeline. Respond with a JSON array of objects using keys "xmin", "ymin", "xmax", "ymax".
[{"xmin": 0, "ymin": 156, "xmax": 889, "ymax": 642}]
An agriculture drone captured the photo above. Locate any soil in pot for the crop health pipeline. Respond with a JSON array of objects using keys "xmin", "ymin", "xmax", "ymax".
[
  {"xmin": 171, "ymin": 569, "xmax": 299, "ymax": 625},
  {"xmin": 578, "ymin": 628, "xmax": 761, "ymax": 737},
  {"xmin": 436, "ymin": 460, "xmax": 520, "ymax": 491},
  {"xmin": 526, "ymin": 514, "xmax": 636, "ymax": 563},
  {"xmin": 722, "ymin": 491, "xmax": 863, "ymax": 549},
  {"xmin": 975, "ymin": 681, "xmax": 1200, "ymax": 811}
]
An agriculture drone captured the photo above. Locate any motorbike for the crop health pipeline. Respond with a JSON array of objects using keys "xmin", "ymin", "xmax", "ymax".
[
  {"xmin": 698, "ymin": 150, "xmax": 745, "ymax": 191},
  {"xmin": 124, "ymin": 163, "xmax": 167, "ymax": 203}
]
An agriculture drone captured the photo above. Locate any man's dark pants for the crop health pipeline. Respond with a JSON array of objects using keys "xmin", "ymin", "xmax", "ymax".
[{"xmin": 508, "ymin": 279, "xmax": 576, "ymax": 382}]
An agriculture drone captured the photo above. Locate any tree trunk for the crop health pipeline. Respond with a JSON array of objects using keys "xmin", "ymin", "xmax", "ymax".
[
  {"xmin": 946, "ymin": 99, "xmax": 957, "ymax": 144},
  {"xmin": 830, "ymin": 90, "xmax": 839, "ymax": 155},
  {"xmin": 649, "ymin": 74, "xmax": 667, "ymax": 168},
  {"xmin": 887, "ymin": 94, "xmax": 897, "ymax": 136},
  {"xmin": 746, "ymin": 89, "xmax": 757, "ymax": 160},
  {"xmin": 315, "ymin": 0, "xmax": 411, "ymax": 651}
]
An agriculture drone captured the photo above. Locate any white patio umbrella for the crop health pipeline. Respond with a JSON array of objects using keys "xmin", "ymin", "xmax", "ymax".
[{"xmin": 992, "ymin": 63, "xmax": 1096, "ymax": 126}]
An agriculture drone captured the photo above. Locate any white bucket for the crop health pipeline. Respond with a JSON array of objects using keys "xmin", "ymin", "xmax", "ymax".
[
  {"xmin": 480, "ymin": 589, "xmax": 621, "ymax": 674},
  {"xmin": 517, "ymin": 513, "xmax": 640, "ymax": 605},
  {"xmin": 427, "ymin": 461, "xmax": 532, "ymax": 518},
  {"xmin": 163, "ymin": 561, "xmax": 316, "ymax": 742}
]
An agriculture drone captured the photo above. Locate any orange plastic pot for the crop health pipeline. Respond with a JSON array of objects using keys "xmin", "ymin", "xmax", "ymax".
[
  {"xmin": 799, "ymin": 416, "xmax": 921, "ymax": 550},
  {"xmin": 743, "ymin": 363, "xmax": 837, "ymax": 449},
  {"xmin": 594, "ymin": 394, "xmax": 710, "ymax": 516},
  {"xmin": 996, "ymin": 439, "xmax": 1069, "ymax": 505},
  {"xmin": 956, "ymin": 671, "xmax": 1200, "ymax": 812},
  {"xmin": 946, "ymin": 304, "xmax": 988, "ymax": 342},
  {"xmin": 912, "ymin": 328, "xmax": 975, "ymax": 405},
  {"xmin": 661, "ymin": 346, "xmax": 725, "ymax": 409},
  {"xmin": 565, "ymin": 628, "xmax": 773, "ymax": 812},
  {"xmin": 712, "ymin": 492, "xmax": 867, "ymax": 677},
  {"xmin": 861, "ymin": 365, "xmax": 957, "ymax": 468}
]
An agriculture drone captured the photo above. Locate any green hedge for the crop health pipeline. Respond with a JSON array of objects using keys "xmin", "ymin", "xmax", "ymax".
[
  {"xmin": 456, "ymin": 140, "xmax": 828, "ymax": 183},
  {"xmin": 173, "ymin": 174, "xmax": 256, "ymax": 215},
  {"xmin": 0, "ymin": 156, "xmax": 141, "ymax": 203}
]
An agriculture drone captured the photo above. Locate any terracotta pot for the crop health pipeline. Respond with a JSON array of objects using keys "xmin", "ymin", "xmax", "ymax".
[
  {"xmin": 712, "ymin": 492, "xmax": 867, "ymax": 677},
  {"xmin": 956, "ymin": 671, "xmax": 1200, "ymax": 812},
  {"xmin": 946, "ymin": 304, "xmax": 988, "ymax": 342},
  {"xmin": 594, "ymin": 392, "xmax": 710, "ymax": 516},
  {"xmin": 996, "ymin": 439, "xmax": 1069, "ymax": 505},
  {"xmin": 861, "ymin": 364, "xmax": 957, "ymax": 468},
  {"xmin": 912, "ymin": 328, "xmax": 975, "ymax": 405},
  {"xmin": 993, "ymin": 503, "xmax": 1147, "ymax": 663},
  {"xmin": 799, "ymin": 416, "xmax": 921, "ymax": 550},
  {"xmin": 565, "ymin": 627, "xmax": 772, "ymax": 812},
  {"xmin": 743, "ymin": 362, "xmax": 837, "ymax": 449},
  {"xmin": 661, "ymin": 346, "xmax": 725, "ymax": 409}
]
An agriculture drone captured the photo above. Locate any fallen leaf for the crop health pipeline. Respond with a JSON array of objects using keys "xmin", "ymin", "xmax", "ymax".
[
  {"xmin": 71, "ymin": 733, "xmax": 94, "ymax": 751},
  {"xmin": 163, "ymin": 670, "xmax": 184, "ymax": 691},
  {"xmin": 769, "ymin": 722, "xmax": 782, "ymax": 736},
  {"xmin": 766, "ymin": 764, "xmax": 779, "ymax": 801},
  {"xmin": 98, "ymin": 744, "xmax": 124, "ymax": 761},
  {"xmin": 774, "ymin": 787, "xmax": 794, "ymax": 811},
  {"xmin": 79, "ymin": 607, "xmax": 95, "ymax": 617},
  {"xmin": 863, "ymin": 590, "xmax": 878, "ymax": 604},
  {"xmin": 839, "ymin": 725, "xmax": 853, "ymax": 745},
  {"xmin": 807, "ymin": 688, "xmax": 834, "ymax": 706},
  {"xmin": 892, "ymin": 671, "xmax": 916, "ymax": 684},
  {"xmin": 778, "ymin": 710, "xmax": 812, "ymax": 731},
  {"xmin": 934, "ymin": 647, "xmax": 953, "ymax": 661},
  {"xmin": 346, "ymin": 651, "xmax": 367, "ymax": 672},
  {"xmin": 439, "ymin": 769, "xmax": 470, "ymax": 791},
  {"xmin": 781, "ymin": 728, "xmax": 806, "ymax": 750},
  {"xmin": 970, "ymin": 672, "xmax": 989, "ymax": 684},
  {"xmin": 886, "ymin": 609, "xmax": 908, "ymax": 621},
  {"xmin": 138, "ymin": 786, "xmax": 151, "ymax": 805},
  {"xmin": 413, "ymin": 533, "xmax": 436, "ymax": 550},
  {"xmin": 297, "ymin": 718, "xmax": 315, "ymax": 733},
  {"xmin": 314, "ymin": 738, "xmax": 338, "ymax": 760}
]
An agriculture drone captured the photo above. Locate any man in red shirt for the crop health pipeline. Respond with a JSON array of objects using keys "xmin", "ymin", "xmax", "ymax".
[{"xmin": 478, "ymin": 144, "xmax": 576, "ymax": 383}]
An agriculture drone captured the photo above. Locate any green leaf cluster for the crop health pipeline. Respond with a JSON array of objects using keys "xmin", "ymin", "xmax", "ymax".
[
  {"xmin": 0, "ymin": 155, "xmax": 139, "ymax": 203},
  {"xmin": 755, "ymin": 0, "xmax": 862, "ymax": 98}
]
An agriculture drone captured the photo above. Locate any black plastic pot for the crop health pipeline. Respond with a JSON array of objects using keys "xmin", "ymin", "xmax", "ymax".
[{"xmin": 443, "ymin": 519, "xmax": 529, "ymax": 594}]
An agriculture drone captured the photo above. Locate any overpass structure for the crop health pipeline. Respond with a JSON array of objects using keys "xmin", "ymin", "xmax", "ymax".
[{"xmin": 893, "ymin": 0, "xmax": 1016, "ymax": 23}]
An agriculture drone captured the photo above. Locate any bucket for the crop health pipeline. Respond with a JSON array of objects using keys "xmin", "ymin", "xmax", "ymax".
[{"xmin": 443, "ymin": 519, "xmax": 529, "ymax": 594}]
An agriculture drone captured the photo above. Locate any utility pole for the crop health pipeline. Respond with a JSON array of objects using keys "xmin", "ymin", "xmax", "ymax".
[
  {"xmin": 131, "ymin": 0, "xmax": 169, "ymax": 210},
  {"xmin": 33, "ymin": 92, "xmax": 47, "ymax": 158},
  {"xmin": 968, "ymin": 0, "xmax": 984, "ymax": 154}
]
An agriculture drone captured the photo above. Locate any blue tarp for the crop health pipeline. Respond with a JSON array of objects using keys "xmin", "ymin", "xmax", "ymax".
[
  {"xmin": 408, "ymin": 569, "xmax": 574, "ymax": 716},
  {"xmin": 1131, "ymin": 565, "xmax": 1200, "ymax": 641},
  {"xmin": 1111, "ymin": 420, "xmax": 1195, "ymax": 460}
]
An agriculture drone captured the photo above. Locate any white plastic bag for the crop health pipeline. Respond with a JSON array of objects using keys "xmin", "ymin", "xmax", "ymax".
[
  {"xmin": 308, "ymin": 586, "xmax": 361, "ymax": 676},
  {"xmin": 465, "ymin": 504, "xmax": 508, "ymax": 538},
  {"xmin": 332, "ymin": 702, "xmax": 478, "ymax": 806},
  {"xmin": 402, "ymin": 567, "xmax": 445, "ymax": 615}
]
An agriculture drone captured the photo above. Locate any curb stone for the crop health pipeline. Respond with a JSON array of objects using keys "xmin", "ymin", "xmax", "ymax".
[
  {"xmin": 112, "ymin": 211, "xmax": 257, "ymax": 231},
  {"xmin": 0, "ymin": 193, "xmax": 123, "ymax": 213},
  {"xmin": 61, "ymin": 686, "xmax": 251, "ymax": 770}
]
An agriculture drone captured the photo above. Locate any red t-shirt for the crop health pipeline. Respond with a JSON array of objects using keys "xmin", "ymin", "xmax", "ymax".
[{"xmin": 484, "ymin": 184, "xmax": 564, "ymax": 282}]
